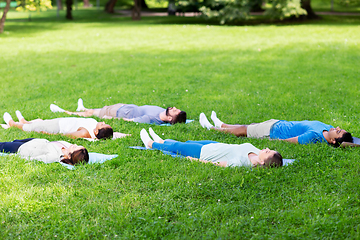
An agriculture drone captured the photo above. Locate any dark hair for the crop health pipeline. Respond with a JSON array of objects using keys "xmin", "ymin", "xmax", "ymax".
[
  {"xmin": 96, "ymin": 126, "xmax": 113, "ymax": 140},
  {"xmin": 61, "ymin": 147, "xmax": 89, "ymax": 165},
  {"xmin": 264, "ymin": 151, "xmax": 283, "ymax": 168},
  {"xmin": 170, "ymin": 111, "xmax": 187, "ymax": 124},
  {"xmin": 333, "ymin": 131, "xmax": 353, "ymax": 148}
]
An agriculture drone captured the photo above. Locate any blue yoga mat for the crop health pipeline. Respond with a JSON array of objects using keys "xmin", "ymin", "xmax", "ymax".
[
  {"xmin": 160, "ymin": 119, "xmax": 194, "ymax": 126},
  {"xmin": 0, "ymin": 152, "xmax": 118, "ymax": 170}
]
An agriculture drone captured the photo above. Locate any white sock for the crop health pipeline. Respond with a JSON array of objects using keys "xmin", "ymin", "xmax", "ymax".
[
  {"xmin": 211, "ymin": 111, "xmax": 223, "ymax": 128},
  {"xmin": 15, "ymin": 110, "xmax": 24, "ymax": 121},
  {"xmin": 199, "ymin": 113, "xmax": 213, "ymax": 130},
  {"xmin": 76, "ymin": 98, "xmax": 86, "ymax": 111},
  {"xmin": 140, "ymin": 129, "xmax": 152, "ymax": 149},
  {"xmin": 3, "ymin": 112, "xmax": 13, "ymax": 125},
  {"xmin": 149, "ymin": 127, "xmax": 163, "ymax": 143},
  {"xmin": 50, "ymin": 104, "xmax": 65, "ymax": 113}
]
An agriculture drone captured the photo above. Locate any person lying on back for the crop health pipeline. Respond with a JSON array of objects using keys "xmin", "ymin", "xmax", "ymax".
[
  {"xmin": 0, "ymin": 138, "xmax": 89, "ymax": 165},
  {"xmin": 50, "ymin": 98, "xmax": 187, "ymax": 125},
  {"xmin": 3, "ymin": 111, "xmax": 114, "ymax": 140},
  {"xmin": 199, "ymin": 111, "xmax": 353, "ymax": 147},
  {"xmin": 140, "ymin": 128, "xmax": 283, "ymax": 168}
]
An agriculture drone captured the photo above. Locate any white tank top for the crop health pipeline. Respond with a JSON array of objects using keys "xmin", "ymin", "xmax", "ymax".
[{"xmin": 58, "ymin": 118, "xmax": 97, "ymax": 139}]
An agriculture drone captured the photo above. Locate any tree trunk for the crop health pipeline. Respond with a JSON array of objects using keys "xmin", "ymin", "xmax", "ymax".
[
  {"xmin": 83, "ymin": 0, "xmax": 90, "ymax": 7},
  {"xmin": 0, "ymin": 0, "xmax": 11, "ymax": 33},
  {"xmin": 105, "ymin": 0, "xmax": 117, "ymax": 13},
  {"xmin": 132, "ymin": 0, "xmax": 141, "ymax": 20},
  {"xmin": 66, "ymin": 0, "xmax": 73, "ymax": 19},
  {"xmin": 168, "ymin": 0, "xmax": 176, "ymax": 15},
  {"xmin": 58, "ymin": 0, "xmax": 64, "ymax": 10},
  {"xmin": 140, "ymin": 0, "xmax": 148, "ymax": 9},
  {"xmin": 301, "ymin": 0, "xmax": 318, "ymax": 19},
  {"xmin": 250, "ymin": 0, "xmax": 264, "ymax": 12}
]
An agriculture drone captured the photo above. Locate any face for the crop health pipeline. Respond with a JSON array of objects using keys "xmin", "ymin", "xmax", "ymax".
[
  {"xmin": 258, "ymin": 148, "xmax": 277, "ymax": 165},
  {"xmin": 63, "ymin": 144, "xmax": 85, "ymax": 157},
  {"xmin": 96, "ymin": 121, "xmax": 111, "ymax": 131},
  {"xmin": 328, "ymin": 127, "xmax": 347, "ymax": 140},
  {"xmin": 166, "ymin": 107, "xmax": 181, "ymax": 117}
]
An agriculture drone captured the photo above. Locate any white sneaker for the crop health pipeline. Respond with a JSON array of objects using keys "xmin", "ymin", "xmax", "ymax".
[
  {"xmin": 50, "ymin": 104, "xmax": 65, "ymax": 113},
  {"xmin": 15, "ymin": 110, "xmax": 24, "ymax": 121},
  {"xmin": 149, "ymin": 127, "xmax": 163, "ymax": 143},
  {"xmin": 199, "ymin": 113, "xmax": 213, "ymax": 130},
  {"xmin": 76, "ymin": 98, "xmax": 86, "ymax": 111},
  {"xmin": 211, "ymin": 111, "xmax": 224, "ymax": 128},
  {"xmin": 140, "ymin": 129, "xmax": 152, "ymax": 149},
  {"xmin": 3, "ymin": 112, "xmax": 13, "ymax": 125}
]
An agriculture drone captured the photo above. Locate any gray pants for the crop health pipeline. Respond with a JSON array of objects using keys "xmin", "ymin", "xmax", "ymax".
[
  {"xmin": 246, "ymin": 119, "xmax": 279, "ymax": 138},
  {"xmin": 98, "ymin": 103, "xmax": 125, "ymax": 118}
]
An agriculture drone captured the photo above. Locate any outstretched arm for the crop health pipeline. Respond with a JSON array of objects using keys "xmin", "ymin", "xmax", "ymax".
[
  {"xmin": 122, "ymin": 118, "xmax": 135, "ymax": 122},
  {"xmin": 274, "ymin": 136, "xmax": 298, "ymax": 144},
  {"xmin": 65, "ymin": 110, "xmax": 95, "ymax": 117},
  {"xmin": 64, "ymin": 128, "xmax": 92, "ymax": 139}
]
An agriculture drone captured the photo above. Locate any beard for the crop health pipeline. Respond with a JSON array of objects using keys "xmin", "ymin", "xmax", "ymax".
[{"xmin": 166, "ymin": 107, "xmax": 171, "ymax": 116}]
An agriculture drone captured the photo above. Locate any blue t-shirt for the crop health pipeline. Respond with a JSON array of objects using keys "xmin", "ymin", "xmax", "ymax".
[
  {"xmin": 270, "ymin": 120, "xmax": 333, "ymax": 145},
  {"xmin": 116, "ymin": 104, "xmax": 165, "ymax": 124}
]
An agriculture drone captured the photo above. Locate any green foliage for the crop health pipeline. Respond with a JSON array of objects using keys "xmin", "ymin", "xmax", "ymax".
[
  {"xmin": 200, "ymin": 0, "xmax": 250, "ymax": 24},
  {"xmin": 1, "ymin": 9, "xmax": 360, "ymax": 238},
  {"xmin": 265, "ymin": 0, "xmax": 307, "ymax": 19},
  {"xmin": 198, "ymin": 0, "xmax": 309, "ymax": 24},
  {"xmin": 15, "ymin": 0, "xmax": 52, "ymax": 11},
  {"xmin": 336, "ymin": 0, "xmax": 360, "ymax": 6}
]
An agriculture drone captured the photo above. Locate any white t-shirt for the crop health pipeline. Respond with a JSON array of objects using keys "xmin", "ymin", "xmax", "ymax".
[
  {"xmin": 200, "ymin": 143, "xmax": 260, "ymax": 167},
  {"xmin": 18, "ymin": 139, "xmax": 71, "ymax": 163},
  {"xmin": 58, "ymin": 118, "xmax": 97, "ymax": 139}
]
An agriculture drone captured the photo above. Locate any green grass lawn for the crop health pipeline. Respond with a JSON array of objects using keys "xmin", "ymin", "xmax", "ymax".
[{"xmin": 0, "ymin": 9, "xmax": 360, "ymax": 239}]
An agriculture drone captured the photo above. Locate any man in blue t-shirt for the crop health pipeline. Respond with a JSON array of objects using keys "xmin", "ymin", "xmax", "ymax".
[
  {"xmin": 199, "ymin": 111, "xmax": 353, "ymax": 147},
  {"xmin": 50, "ymin": 99, "xmax": 187, "ymax": 125}
]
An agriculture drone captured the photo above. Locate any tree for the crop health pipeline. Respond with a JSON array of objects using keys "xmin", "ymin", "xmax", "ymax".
[
  {"xmin": 105, "ymin": 0, "xmax": 117, "ymax": 13},
  {"xmin": 301, "ymin": 0, "xmax": 318, "ymax": 19},
  {"xmin": 66, "ymin": 0, "xmax": 73, "ymax": 19},
  {"xmin": 0, "ymin": 0, "xmax": 11, "ymax": 33},
  {"xmin": 265, "ymin": 0, "xmax": 307, "ymax": 20},
  {"xmin": 1, "ymin": 0, "xmax": 52, "ymax": 33},
  {"xmin": 140, "ymin": 0, "xmax": 148, "ymax": 9},
  {"xmin": 200, "ymin": 0, "xmax": 312, "ymax": 24}
]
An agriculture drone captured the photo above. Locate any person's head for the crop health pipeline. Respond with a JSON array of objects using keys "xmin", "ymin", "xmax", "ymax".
[
  {"xmin": 328, "ymin": 127, "xmax": 353, "ymax": 147},
  {"xmin": 165, "ymin": 107, "xmax": 187, "ymax": 124},
  {"xmin": 60, "ymin": 144, "xmax": 89, "ymax": 165},
  {"xmin": 256, "ymin": 148, "xmax": 283, "ymax": 168},
  {"xmin": 94, "ymin": 122, "xmax": 113, "ymax": 139}
]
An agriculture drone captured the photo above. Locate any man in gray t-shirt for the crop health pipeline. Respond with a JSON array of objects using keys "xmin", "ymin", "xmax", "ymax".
[{"xmin": 51, "ymin": 98, "xmax": 187, "ymax": 125}]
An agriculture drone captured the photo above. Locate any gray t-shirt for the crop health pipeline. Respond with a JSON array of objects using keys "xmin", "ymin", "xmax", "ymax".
[
  {"xmin": 116, "ymin": 104, "xmax": 165, "ymax": 124},
  {"xmin": 200, "ymin": 143, "xmax": 260, "ymax": 167}
]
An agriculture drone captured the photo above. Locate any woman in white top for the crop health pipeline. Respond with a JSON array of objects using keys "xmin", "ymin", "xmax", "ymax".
[
  {"xmin": 140, "ymin": 128, "xmax": 283, "ymax": 168},
  {"xmin": 3, "ymin": 111, "xmax": 114, "ymax": 140},
  {"xmin": 0, "ymin": 138, "xmax": 89, "ymax": 165}
]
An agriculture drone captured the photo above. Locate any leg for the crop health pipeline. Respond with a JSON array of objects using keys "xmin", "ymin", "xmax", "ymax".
[
  {"xmin": 213, "ymin": 125, "xmax": 248, "ymax": 137},
  {"xmin": 0, "ymin": 138, "xmax": 34, "ymax": 153},
  {"xmin": 185, "ymin": 140, "xmax": 218, "ymax": 145},
  {"xmin": 65, "ymin": 109, "xmax": 98, "ymax": 117},
  {"xmin": 8, "ymin": 120, "xmax": 25, "ymax": 130},
  {"xmin": 152, "ymin": 140, "xmax": 203, "ymax": 158}
]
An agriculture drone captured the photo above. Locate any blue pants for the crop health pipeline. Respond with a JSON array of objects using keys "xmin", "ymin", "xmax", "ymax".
[
  {"xmin": 0, "ymin": 138, "xmax": 34, "ymax": 153},
  {"xmin": 152, "ymin": 140, "xmax": 218, "ymax": 158}
]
